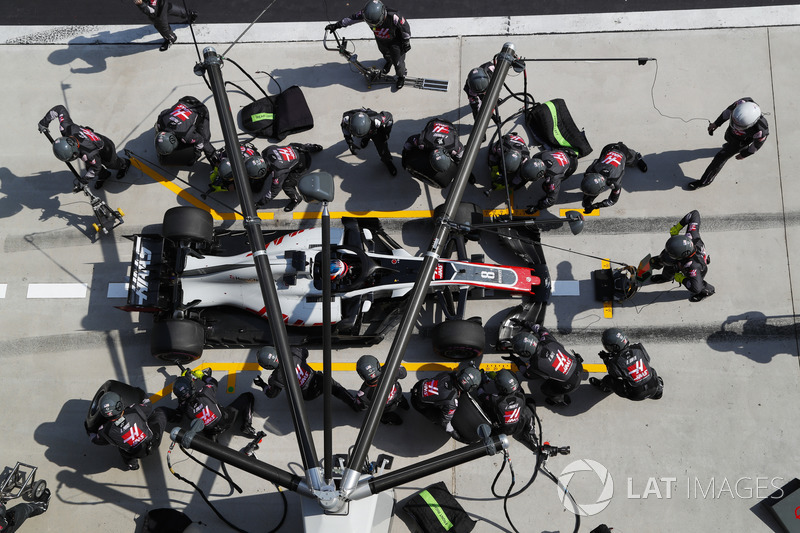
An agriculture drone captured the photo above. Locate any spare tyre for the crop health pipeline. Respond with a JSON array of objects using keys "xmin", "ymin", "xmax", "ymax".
[{"xmin": 85, "ymin": 380, "xmax": 146, "ymax": 435}]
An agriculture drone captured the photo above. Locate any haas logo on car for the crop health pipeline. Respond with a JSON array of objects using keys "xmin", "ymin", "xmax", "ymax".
[
  {"xmin": 131, "ymin": 243, "xmax": 152, "ymax": 305},
  {"xmin": 433, "ymin": 264, "xmax": 444, "ymax": 280}
]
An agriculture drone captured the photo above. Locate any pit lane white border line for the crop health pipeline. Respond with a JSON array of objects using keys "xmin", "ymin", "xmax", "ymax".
[
  {"xmin": 0, "ymin": 284, "xmax": 6, "ymax": 298},
  {"xmin": 2, "ymin": 6, "xmax": 798, "ymax": 45},
  {"xmin": 27, "ymin": 283, "xmax": 88, "ymax": 298}
]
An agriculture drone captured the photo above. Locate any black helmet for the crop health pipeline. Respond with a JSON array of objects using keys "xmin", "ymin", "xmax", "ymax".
[
  {"xmin": 665, "ymin": 234, "xmax": 695, "ymax": 260},
  {"xmin": 495, "ymin": 369, "xmax": 520, "ymax": 395},
  {"xmin": 99, "ymin": 391, "xmax": 123, "ymax": 419},
  {"xmin": 581, "ymin": 173, "xmax": 606, "ymax": 196},
  {"xmin": 172, "ymin": 376, "xmax": 195, "ymax": 401},
  {"xmin": 349, "ymin": 112, "xmax": 371, "ymax": 138},
  {"xmin": 511, "ymin": 332, "xmax": 538, "ymax": 358},
  {"xmin": 455, "ymin": 366, "xmax": 481, "ymax": 393},
  {"xmin": 155, "ymin": 131, "xmax": 179, "ymax": 155},
  {"xmin": 601, "ymin": 327, "xmax": 629, "ymax": 354},
  {"xmin": 503, "ymin": 150, "xmax": 522, "ymax": 174},
  {"xmin": 467, "ymin": 67, "xmax": 490, "ymax": 94},
  {"xmin": 218, "ymin": 159, "xmax": 234, "ymax": 181},
  {"xmin": 53, "ymin": 136, "xmax": 80, "ymax": 162},
  {"xmin": 521, "ymin": 158, "xmax": 546, "ymax": 182},
  {"xmin": 429, "ymin": 148, "xmax": 452, "ymax": 174},
  {"xmin": 257, "ymin": 345, "xmax": 279, "ymax": 370},
  {"xmin": 357, "ymin": 355, "xmax": 381, "ymax": 383},
  {"xmin": 362, "ymin": 0, "xmax": 386, "ymax": 26},
  {"xmin": 245, "ymin": 155, "xmax": 267, "ymax": 178}
]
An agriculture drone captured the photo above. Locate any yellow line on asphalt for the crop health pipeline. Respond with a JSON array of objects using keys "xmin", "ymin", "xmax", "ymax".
[
  {"xmin": 601, "ymin": 259, "xmax": 613, "ymax": 318},
  {"xmin": 294, "ymin": 210, "xmax": 434, "ymax": 220},
  {"xmin": 148, "ymin": 361, "xmax": 608, "ymax": 402},
  {"xmin": 132, "ymin": 157, "xmax": 273, "ymax": 221}
]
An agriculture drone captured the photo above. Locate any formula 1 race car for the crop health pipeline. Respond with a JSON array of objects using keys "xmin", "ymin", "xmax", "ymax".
[{"xmin": 119, "ymin": 205, "xmax": 553, "ymax": 364}]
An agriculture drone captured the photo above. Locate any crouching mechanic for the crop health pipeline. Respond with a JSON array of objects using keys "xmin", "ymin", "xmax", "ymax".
[
  {"xmin": 208, "ymin": 142, "xmax": 267, "ymax": 193},
  {"xmin": 580, "ymin": 141, "xmax": 648, "ymax": 214},
  {"xmin": 478, "ymin": 369, "xmax": 538, "ymax": 452},
  {"xmin": 410, "ymin": 366, "xmax": 482, "ymax": 443},
  {"xmin": 89, "ymin": 392, "xmax": 168, "ymax": 470},
  {"xmin": 503, "ymin": 323, "xmax": 583, "ymax": 407},
  {"xmin": 341, "ymin": 108, "xmax": 397, "ymax": 176},
  {"xmin": 649, "ymin": 209, "xmax": 714, "ymax": 302},
  {"xmin": 346, "ymin": 355, "xmax": 410, "ymax": 425},
  {"xmin": 257, "ymin": 143, "xmax": 323, "ymax": 212},
  {"xmin": 326, "ymin": 0, "xmax": 411, "ymax": 90},
  {"xmin": 486, "ymin": 132, "xmax": 546, "ymax": 194},
  {"xmin": 0, "ymin": 489, "xmax": 51, "ymax": 532},
  {"xmin": 525, "ymin": 147, "xmax": 579, "ymax": 213},
  {"xmin": 155, "ymin": 96, "xmax": 217, "ymax": 165},
  {"xmin": 38, "ymin": 105, "xmax": 131, "ymax": 190},
  {"xmin": 590, "ymin": 328, "xmax": 663, "ymax": 400},
  {"xmin": 172, "ymin": 369, "xmax": 257, "ymax": 439},
  {"xmin": 690, "ymin": 97, "xmax": 769, "ymax": 190},
  {"xmin": 402, "ymin": 118, "xmax": 466, "ymax": 188},
  {"xmin": 252, "ymin": 345, "xmax": 357, "ymax": 408}
]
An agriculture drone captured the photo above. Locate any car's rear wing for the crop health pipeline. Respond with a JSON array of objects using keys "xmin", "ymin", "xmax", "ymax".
[{"xmin": 117, "ymin": 235, "xmax": 167, "ymax": 312}]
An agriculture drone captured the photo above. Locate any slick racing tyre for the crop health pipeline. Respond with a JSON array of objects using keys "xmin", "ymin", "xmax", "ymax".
[
  {"xmin": 150, "ymin": 318, "xmax": 205, "ymax": 364},
  {"xmin": 84, "ymin": 380, "xmax": 147, "ymax": 435},
  {"xmin": 432, "ymin": 319, "xmax": 485, "ymax": 360},
  {"xmin": 162, "ymin": 206, "xmax": 213, "ymax": 245}
]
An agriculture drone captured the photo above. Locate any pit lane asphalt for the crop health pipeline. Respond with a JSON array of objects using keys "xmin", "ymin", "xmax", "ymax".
[{"xmin": 1, "ymin": 7, "xmax": 799, "ymax": 533}]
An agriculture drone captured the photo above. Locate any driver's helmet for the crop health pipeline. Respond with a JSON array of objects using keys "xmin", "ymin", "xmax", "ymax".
[
  {"xmin": 330, "ymin": 259, "xmax": 349, "ymax": 281},
  {"xmin": 601, "ymin": 328, "xmax": 629, "ymax": 354},
  {"xmin": 356, "ymin": 355, "xmax": 381, "ymax": 383},
  {"xmin": 245, "ymin": 155, "xmax": 268, "ymax": 178},
  {"xmin": 466, "ymin": 67, "xmax": 490, "ymax": 94},
  {"xmin": 155, "ymin": 131, "xmax": 179, "ymax": 155},
  {"xmin": 172, "ymin": 376, "xmax": 195, "ymax": 402},
  {"xmin": 362, "ymin": 0, "xmax": 387, "ymax": 27},
  {"xmin": 99, "ymin": 391, "xmax": 123, "ymax": 419},
  {"xmin": 581, "ymin": 173, "xmax": 607, "ymax": 196},
  {"xmin": 257, "ymin": 345, "xmax": 280, "ymax": 370},
  {"xmin": 349, "ymin": 112, "xmax": 371, "ymax": 138},
  {"xmin": 429, "ymin": 148, "xmax": 452, "ymax": 174},
  {"xmin": 53, "ymin": 136, "xmax": 80, "ymax": 162},
  {"xmin": 495, "ymin": 369, "xmax": 520, "ymax": 395}
]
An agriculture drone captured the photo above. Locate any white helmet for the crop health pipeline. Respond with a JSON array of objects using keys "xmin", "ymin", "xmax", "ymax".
[{"xmin": 730, "ymin": 101, "xmax": 760, "ymax": 131}]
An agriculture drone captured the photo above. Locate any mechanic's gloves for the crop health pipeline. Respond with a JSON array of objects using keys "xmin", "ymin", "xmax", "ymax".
[
  {"xmin": 37, "ymin": 122, "xmax": 48, "ymax": 133},
  {"xmin": 501, "ymin": 353, "xmax": 523, "ymax": 368},
  {"xmin": 401, "ymin": 40, "xmax": 411, "ymax": 54},
  {"xmin": 325, "ymin": 22, "xmax": 342, "ymax": 33},
  {"xmin": 445, "ymin": 421, "xmax": 455, "ymax": 434},
  {"xmin": 707, "ymin": 123, "xmax": 717, "ymax": 136},
  {"xmin": 673, "ymin": 272, "xmax": 686, "ymax": 284},
  {"xmin": 670, "ymin": 223, "xmax": 684, "ymax": 236},
  {"xmin": 253, "ymin": 375, "xmax": 267, "ymax": 390},
  {"xmin": 182, "ymin": 368, "xmax": 210, "ymax": 379}
]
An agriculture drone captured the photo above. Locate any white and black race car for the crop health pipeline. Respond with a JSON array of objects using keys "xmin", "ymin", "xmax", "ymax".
[{"xmin": 120, "ymin": 205, "xmax": 553, "ymax": 364}]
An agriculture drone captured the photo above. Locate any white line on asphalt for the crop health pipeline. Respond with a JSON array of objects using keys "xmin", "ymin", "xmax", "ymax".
[
  {"xmin": 27, "ymin": 283, "xmax": 88, "ymax": 298},
  {"xmin": 107, "ymin": 283, "xmax": 128, "ymax": 298},
  {"xmin": 0, "ymin": 284, "xmax": 6, "ymax": 298}
]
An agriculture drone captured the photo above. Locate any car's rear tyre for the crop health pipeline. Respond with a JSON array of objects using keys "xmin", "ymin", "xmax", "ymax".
[
  {"xmin": 151, "ymin": 319, "xmax": 205, "ymax": 364},
  {"xmin": 432, "ymin": 319, "xmax": 485, "ymax": 360},
  {"xmin": 162, "ymin": 206, "xmax": 213, "ymax": 244},
  {"xmin": 84, "ymin": 380, "xmax": 147, "ymax": 435},
  {"xmin": 433, "ymin": 202, "xmax": 481, "ymax": 226}
]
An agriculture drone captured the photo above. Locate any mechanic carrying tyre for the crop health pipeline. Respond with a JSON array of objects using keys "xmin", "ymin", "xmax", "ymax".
[
  {"xmin": 649, "ymin": 209, "xmax": 714, "ymax": 302},
  {"xmin": 401, "ymin": 118, "xmax": 467, "ymax": 189},
  {"xmin": 410, "ymin": 366, "xmax": 481, "ymax": 442},
  {"xmin": 252, "ymin": 345, "xmax": 357, "ymax": 408},
  {"xmin": 171, "ymin": 369, "xmax": 257, "ymax": 439},
  {"xmin": 346, "ymin": 355, "xmax": 410, "ymax": 425},
  {"xmin": 88, "ymin": 392, "xmax": 168, "ymax": 471},
  {"xmin": 502, "ymin": 322, "xmax": 583, "ymax": 407},
  {"xmin": 590, "ymin": 328, "xmax": 663, "ymax": 401}
]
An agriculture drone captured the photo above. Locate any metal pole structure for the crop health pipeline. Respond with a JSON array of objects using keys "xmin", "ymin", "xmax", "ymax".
[
  {"xmin": 340, "ymin": 42, "xmax": 519, "ymax": 498},
  {"xmin": 322, "ymin": 201, "xmax": 333, "ymax": 483},
  {"xmin": 199, "ymin": 47, "xmax": 324, "ymax": 493}
]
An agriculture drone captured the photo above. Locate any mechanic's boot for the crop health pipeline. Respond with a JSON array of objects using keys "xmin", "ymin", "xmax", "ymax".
[
  {"xmin": 544, "ymin": 394, "xmax": 571, "ymax": 407},
  {"xmin": 651, "ymin": 377, "xmax": 664, "ymax": 400},
  {"xmin": 589, "ymin": 377, "xmax": 611, "ymax": 393},
  {"xmin": 283, "ymin": 199, "xmax": 301, "ymax": 212},
  {"xmin": 188, "ymin": 10, "xmax": 199, "ymax": 23},
  {"xmin": 94, "ymin": 168, "xmax": 112, "ymax": 190},
  {"xmin": 126, "ymin": 458, "xmax": 140, "ymax": 471},
  {"xmin": 304, "ymin": 144, "xmax": 323, "ymax": 153},
  {"xmin": 689, "ymin": 287, "xmax": 715, "ymax": 302},
  {"xmin": 399, "ymin": 395, "xmax": 410, "ymax": 411},
  {"xmin": 160, "ymin": 33, "xmax": 177, "ymax": 51},
  {"xmin": 650, "ymin": 274, "xmax": 670, "ymax": 284},
  {"xmin": 525, "ymin": 205, "xmax": 538, "ymax": 215},
  {"xmin": 116, "ymin": 158, "xmax": 131, "ymax": 180},
  {"xmin": 686, "ymin": 180, "xmax": 704, "ymax": 190},
  {"xmin": 381, "ymin": 60, "xmax": 392, "ymax": 74},
  {"xmin": 394, "ymin": 76, "xmax": 405, "ymax": 91},
  {"xmin": 241, "ymin": 424, "xmax": 258, "ymax": 437},
  {"xmin": 253, "ymin": 375, "xmax": 267, "ymax": 391},
  {"xmin": 637, "ymin": 158, "xmax": 648, "ymax": 173},
  {"xmin": 383, "ymin": 158, "xmax": 397, "ymax": 176}
]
